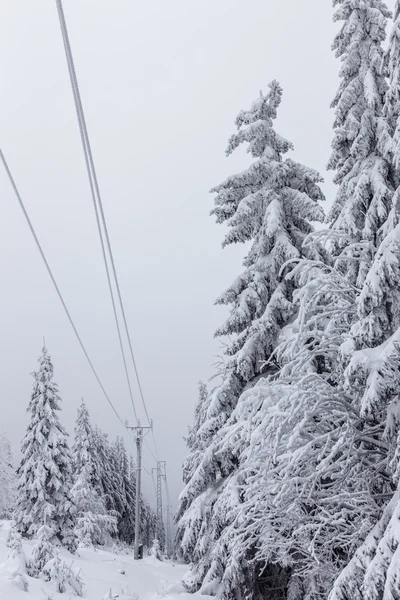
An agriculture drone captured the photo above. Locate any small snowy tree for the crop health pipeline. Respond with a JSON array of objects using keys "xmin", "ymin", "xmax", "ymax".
[
  {"xmin": 42, "ymin": 549, "xmax": 84, "ymax": 596},
  {"xmin": 15, "ymin": 346, "xmax": 76, "ymax": 551},
  {"xmin": 150, "ymin": 538, "xmax": 163, "ymax": 561},
  {"xmin": 30, "ymin": 523, "xmax": 55, "ymax": 578},
  {"xmin": 0, "ymin": 433, "xmax": 17, "ymax": 518},
  {"xmin": 3, "ymin": 522, "xmax": 30, "ymax": 591}
]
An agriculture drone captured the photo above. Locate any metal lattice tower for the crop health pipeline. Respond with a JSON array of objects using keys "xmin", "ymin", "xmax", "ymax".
[
  {"xmin": 165, "ymin": 504, "xmax": 173, "ymax": 557},
  {"xmin": 153, "ymin": 461, "xmax": 166, "ymax": 550}
]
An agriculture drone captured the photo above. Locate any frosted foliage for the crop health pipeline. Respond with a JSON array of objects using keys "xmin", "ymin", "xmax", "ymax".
[
  {"xmin": 176, "ymin": 83, "xmax": 326, "ymax": 598},
  {"xmin": 328, "ymin": 0, "xmax": 393, "ymax": 276},
  {"xmin": 212, "ymin": 80, "xmax": 324, "ymax": 385},
  {"xmin": 150, "ymin": 538, "xmax": 163, "ymax": 561},
  {"xmin": 199, "ymin": 81, "xmax": 325, "ymax": 451},
  {"xmin": 30, "ymin": 523, "xmax": 55, "ymax": 577},
  {"xmin": 15, "ymin": 347, "xmax": 76, "ymax": 551},
  {"xmin": 42, "ymin": 549, "xmax": 84, "ymax": 596},
  {"xmin": 329, "ymin": 492, "xmax": 400, "ymax": 600},
  {"xmin": 113, "ymin": 436, "xmax": 137, "ymax": 545},
  {"xmin": 4, "ymin": 523, "xmax": 29, "ymax": 592},
  {"xmin": 0, "ymin": 433, "xmax": 16, "ymax": 518},
  {"xmin": 182, "ymin": 382, "xmax": 210, "ymax": 486},
  {"xmin": 6, "ymin": 524, "xmax": 26, "ymax": 563},
  {"xmin": 72, "ymin": 401, "xmax": 117, "ymax": 547},
  {"xmin": 384, "ymin": 0, "xmax": 400, "ymax": 175},
  {"xmin": 72, "ymin": 463, "xmax": 117, "ymax": 547}
]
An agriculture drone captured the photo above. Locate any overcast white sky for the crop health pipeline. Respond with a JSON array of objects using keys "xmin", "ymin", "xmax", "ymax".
[{"xmin": 0, "ymin": 0, "xmax": 396, "ymax": 509}]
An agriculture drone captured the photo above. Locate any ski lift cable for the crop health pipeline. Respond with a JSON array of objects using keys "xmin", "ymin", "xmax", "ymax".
[
  {"xmin": 0, "ymin": 147, "xmax": 126, "ymax": 428},
  {"xmin": 54, "ymin": 0, "xmax": 139, "ymax": 424}
]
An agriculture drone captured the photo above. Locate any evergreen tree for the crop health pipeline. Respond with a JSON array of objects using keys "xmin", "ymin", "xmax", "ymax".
[
  {"xmin": 113, "ymin": 436, "xmax": 136, "ymax": 544},
  {"xmin": 15, "ymin": 346, "xmax": 76, "ymax": 552},
  {"xmin": 384, "ymin": 0, "xmax": 400, "ymax": 180},
  {"xmin": 327, "ymin": 0, "xmax": 393, "ymax": 285},
  {"xmin": 177, "ymin": 82, "xmax": 325, "ymax": 597},
  {"xmin": 206, "ymin": 80, "xmax": 324, "ymax": 438},
  {"xmin": 93, "ymin": 427, "xmax": 123, "ymax": 522},
  {"xmin": 328, "ymin": 2, "xmax": 400, "ymax": 597},
  {"xmin": 41, "ymin": 549, "xmax": 84, "ymax": 596},
  {"xmin": 234, "ymin": 1, "xmax": 399, "ymax": 597},
  {"xmin": 4, "ymin": 523, "xmax": 29, "ymax": 592},
  {"xmin": 182, "ymin": 382, "xmax": 209, "ymax": 485},
  {"xmin": 0, "ymin": 432, "xmax": 17, "ymax": 518},
  {"xmin": 30, "ymin": 523, "xmax": 55, "ymax": 577},
  {"xmin": 150, "ymin": 538, "xmax": 163, "ymax": 561},
  {"xmin": 72, "ymin": 400, "xmax": 117, "ymax": 547}
]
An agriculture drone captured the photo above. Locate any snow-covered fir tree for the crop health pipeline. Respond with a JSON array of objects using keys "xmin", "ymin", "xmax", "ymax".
[
  {"xmin": 228, "ymin": 2, "xmax": 400, "ymax": 596},
  {"xmin": 15, "ymin": 346, "xmax": 76, "ymax": 552},
  {"xmin": 92, "ymin": 427, "xmax": 123, "ymax": 521},
  {"xmin": 0, "ymin": 432, "xmax": 17, "ymax": 518},
  {"xmin": 206, "ymin": 80, "xmax": 324, "ymax": 434},
  {"xmin": 226, "ymin": 1, "xmax": 400, "ymax": 597},
  {"xmin": 328, "ymin": 2, "xmax": 400, "ymax": 597},
  {"xmin": 72, "ymin": 401, "xmax": 117, "ymax": 547},
  {"xmin": 113, "ymin": 436, "xmax": 136, "ymax": 545},
  {"xmin": 41, "ymin": 548, "xmax": 84, "ymax": 596},
  {"xmin": 182, "ymin": 382, "xmax": 209, "ymax": 486},
  {"xmin": 384, "ymin": 0, "xmax": 400, "ymax": 180},
  {"xmin": 327, "ymin": 0, "xmax": 393, "ymax": 285},
  {"xmin": 4, "ymin": 522, "xmax": 30, "ymax": 592},
  {"xmin": 150, "ymin": 538, "xmax": 163, "ymax": 561},
  {"xmin": 30, "ymin": 523, "xmax": 55, "ymax": 577},
  {"xmin": 176, "ymin": 81, "xmax": 326, "ymax": 598}
]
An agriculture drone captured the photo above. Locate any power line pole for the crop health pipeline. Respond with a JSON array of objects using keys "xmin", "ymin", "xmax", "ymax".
[{"xmin": 127, "ymin": 422, "xmax": 152, "ymax": 560}]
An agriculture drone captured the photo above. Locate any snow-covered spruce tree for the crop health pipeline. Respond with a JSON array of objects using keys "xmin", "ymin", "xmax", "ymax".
[
  {"xmin": 228, "ymin": 2, "xmax": 400, "ymax": 597},
  {"xmin": 176, "ymin": 82, "xmax": 326, "ymax": 596},
  {"xmin": 182, "ymin": 382, "xmax": 209, "ymax": 486},
  {"xmin": 41, "ymin": 548, "xmax": 84, "ymax": 596},
  {"xmin": 175, "ymin": 382, "xmax": 211, "ymax": 562},
  {"xmin": 206, "ymin": 80, "xmax": 324, "ymax": 435},
  {"xmin": 113, "ymin": 436, "xmax": 136, "ymax": 545},
  {"xmin": 4, "ymin": 522, "xmax": 30, "ymax": 591},
  {"xmin": 328, "ymin": 3, "xmax": 400, "ymax": 597},
  {"xmin": 30, "ymin": 523, "xmax": 55, "ymax": 577},
  {"xmin": 327, "ymin": 0, "xmax": 393, "ymax": 285},
  {"xmin": 72, "ymin": 401, "xmax": 117, "ymax": 547},
  {"xmin": 150, "ymin": 538, "xmax": 163, "ymax": 561},
  {"xmin": 15, "ymin": 346, "xmax": 76, "ymax": 552},
  {"xmin": 92, "ymin": 427, "xmax": 124, "ymax": 524},
  {"xmin": 384, "ymin": 0, "xmax": 400, "ymax": 181},
  {"xmin": 0, "ymin": 432, "xmax": 17, "ymax": 518},
  {"xmin": 232, "ymin": 2, "xmax": 399, "ymax": 596}
]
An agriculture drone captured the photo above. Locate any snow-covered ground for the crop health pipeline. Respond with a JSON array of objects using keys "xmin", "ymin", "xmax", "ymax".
[{"xmin": 0, "ymin": 521, "xmax": 204, "ymax": 600}]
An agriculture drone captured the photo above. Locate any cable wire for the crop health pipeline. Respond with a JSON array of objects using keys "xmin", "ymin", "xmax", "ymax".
[
  {"xmin": 144, "ymin": 438, "xmax": 157, "ymax": 462},
  {"xmin": 0, "ymin": 147, "xmax": 125, "ymax": 427},
  {"xmin": 54, "ymin": 0, "xmax": 139, "ymax": 423},
  {"xmin": 55, "ymin": 0, "xmax": 162, "ymax": 468},
  {"xmin": 55, "ymin": 0, "xmax": 153, "ymax": 427}
]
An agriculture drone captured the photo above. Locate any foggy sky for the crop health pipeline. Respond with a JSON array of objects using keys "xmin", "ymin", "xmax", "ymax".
[{"xmin": 1, "ymin": 0, "xmax": 395, "ymax": 509}]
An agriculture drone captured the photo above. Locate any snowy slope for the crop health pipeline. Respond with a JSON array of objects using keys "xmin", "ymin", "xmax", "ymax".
[{"xmin": 0, "ymin": 521, "xmax": 205, "ymax": 600}]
